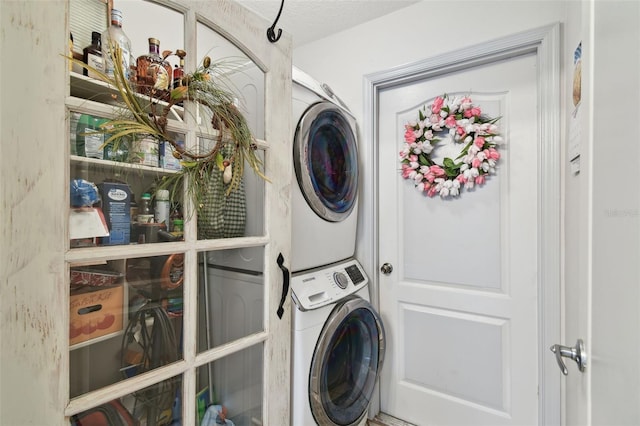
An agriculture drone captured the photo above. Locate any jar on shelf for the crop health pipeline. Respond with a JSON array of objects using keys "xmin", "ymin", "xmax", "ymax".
[
  {"xmin": 171, "ymin": 219, "xmax": 184, "ymax": 239},
  {"xmin": 138, "ymin": 192, "xmax": 153, "ymax": 224}
]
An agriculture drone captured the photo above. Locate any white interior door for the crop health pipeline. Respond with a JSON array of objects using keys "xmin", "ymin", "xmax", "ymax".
[
  {"xmin": 565, "ymin": 2, "xmax": 640, "ymax": 425},
  {"xmin": 377, "ymin": 52, "xmax": 546, "ymax": 425}
]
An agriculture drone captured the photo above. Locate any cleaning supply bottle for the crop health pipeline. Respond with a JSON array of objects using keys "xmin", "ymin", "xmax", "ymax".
[{"xmin": 154, "ymin": 189, "xmax": 170, "ymax": 228}]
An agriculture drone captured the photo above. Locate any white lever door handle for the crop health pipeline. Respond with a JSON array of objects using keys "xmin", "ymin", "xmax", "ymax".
[{"xmin": 550, "ymin": 339, "xmax": 587, "ymax": 375}]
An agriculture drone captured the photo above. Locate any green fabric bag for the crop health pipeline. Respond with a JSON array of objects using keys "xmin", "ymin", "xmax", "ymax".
[{"xmin": 197, "ymin": 147, "xmax": 247, "ymax": 239}]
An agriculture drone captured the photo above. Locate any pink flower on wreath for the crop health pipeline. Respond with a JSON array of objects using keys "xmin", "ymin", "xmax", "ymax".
[
  {"xmin": 456, "ymin": 174, "xmax": 467, "ymax": 184},
  {"xmin": 460, "ymin": 96, "xmax": 473, "ymax": 110},
  {"xmin": 464, "ymin": 106, "xmax": 482, "ymax": 118},
  {"xmin": 474, "ymin": 136, "xmax": 485, "ymax": 149},
  {"xmin": 485, "ymin": 147, "xmax": 500, "ymax": 160},
  {"xmin": 475, "ymin": 175, "xmax": 486, "ymax": 185},
  {"xmin": 457, "ymin": 126, "xmax": 466, "ymax": 136},
  {"xmin": 432, "ymin": 96, "xmax": 445, "ymax": 114},
  {"xmin": 429, "ymin": 165, "xmax": 446, "ymax": 177},
  {"xmin": 427, "ymin": 186, "xmax": 439, "ymax": 197},
  {"xmin": 471, "ymin": 157, "xmax": 482, "ymax": 169},
  {"xmin": 401, "ymin": 164, "xmax": 413, "ymax": 178},
  {"xmin": 404, "ymin": 128, "xmax": 416, "ymax": 143},
  {"xmin": 445, "ymin": 115, "xmax": 457, "ymax": 128}
]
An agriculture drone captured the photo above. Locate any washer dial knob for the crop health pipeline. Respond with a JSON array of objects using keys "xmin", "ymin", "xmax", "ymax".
[{"xmin": 333, "ymin": 271, "xmax": 349, "ymax": 289}]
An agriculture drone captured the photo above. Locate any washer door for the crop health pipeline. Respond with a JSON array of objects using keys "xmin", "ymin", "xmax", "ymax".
[
  {"xmin": 294, "ymin": 102, "xmax": 358, "ymax": 222},
  {"xmin": 309, "ymin": 296, "xmax": 386, "ymax": 426}
]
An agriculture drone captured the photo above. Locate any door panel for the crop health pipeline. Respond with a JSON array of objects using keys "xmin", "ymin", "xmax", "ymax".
[{"xmin": 378, "ymin": 53, "xmax": 539, "ymax": 425}]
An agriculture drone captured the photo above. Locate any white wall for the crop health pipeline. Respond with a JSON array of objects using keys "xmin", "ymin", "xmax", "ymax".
[{"xmin": 293, "ymin": 0, "xmax": 568, "ymax": 279}]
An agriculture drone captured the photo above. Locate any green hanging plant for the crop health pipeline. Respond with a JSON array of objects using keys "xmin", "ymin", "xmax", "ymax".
[{"xmin": 67, "ymin": 47, "xmax": 267, "ymax": 215}]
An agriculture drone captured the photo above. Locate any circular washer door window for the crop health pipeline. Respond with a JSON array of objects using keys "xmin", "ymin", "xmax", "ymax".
[
  {"xmin": 309, "ymin": 297, "xmax": 386, "ymax": 425},
  {"xmin": 294, "ymin": 102, "xmax": 358, "ymax": 222}
]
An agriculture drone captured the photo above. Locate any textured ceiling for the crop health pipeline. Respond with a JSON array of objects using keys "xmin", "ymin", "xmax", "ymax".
[{"xmin": 237, "ymin": 0, "xmax": 421, "ymax": 47}]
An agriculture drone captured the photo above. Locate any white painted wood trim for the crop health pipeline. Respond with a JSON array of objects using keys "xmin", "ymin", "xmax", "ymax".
[
  {"xmin": 1, "ymin": 1, "xmax": 69, "ymax": 424},
  {"xmin": 362, "ymin": 23, "xmax": 562, "ymax": 425}
]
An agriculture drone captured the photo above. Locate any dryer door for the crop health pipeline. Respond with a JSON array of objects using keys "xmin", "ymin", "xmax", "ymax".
[
  {"xmin": 309, "ymin": 296, "xmax": 386, "ymax": 426},
  {"xmin": 294, "ymin": 102, "xmax": 358, "ymax": 222}
]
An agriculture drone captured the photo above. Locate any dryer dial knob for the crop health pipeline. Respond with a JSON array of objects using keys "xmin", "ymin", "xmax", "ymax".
[{"xmin": 333, "ymin": 271, "xmax": 349, "ymax": 289}]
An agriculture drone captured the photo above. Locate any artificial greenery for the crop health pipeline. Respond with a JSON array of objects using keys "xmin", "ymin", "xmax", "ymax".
[{"xmin": 69, "ymin": 47, "xmax": 266, "ymax": 214}]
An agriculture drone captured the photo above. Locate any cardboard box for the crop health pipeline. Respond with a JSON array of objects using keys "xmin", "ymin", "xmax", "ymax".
[
  {"xmin": 98, "ymin": 182, "xmax": 131, "ymax": 245},
  {"xmin": 69, "ymin": 284, "xmax": 124, "ymax": 346}
]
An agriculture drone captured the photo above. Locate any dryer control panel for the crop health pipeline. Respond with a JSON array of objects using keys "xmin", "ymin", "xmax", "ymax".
[{"xmin": 291, "ymin": 258, "xmax": 368, "ymax": 311}]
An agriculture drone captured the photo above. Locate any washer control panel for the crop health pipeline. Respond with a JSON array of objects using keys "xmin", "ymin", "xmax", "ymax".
[
  {"xmin": 333, "ymin": 272, "xmax": 349, "ymax": 289},
  {"xmin": 291, "ymin": 258, "xmax": 369, "ymax": 311}
]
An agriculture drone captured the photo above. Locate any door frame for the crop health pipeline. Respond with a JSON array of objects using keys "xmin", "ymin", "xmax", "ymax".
[{"xmin": 361, "ymin": 23, "xmax": 562, "ymax": 425}]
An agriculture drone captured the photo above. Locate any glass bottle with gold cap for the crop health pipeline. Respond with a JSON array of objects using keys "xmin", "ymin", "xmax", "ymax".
[{"xmin": 136, "ymin": 37, "xmax": 172, "ymax": 100}]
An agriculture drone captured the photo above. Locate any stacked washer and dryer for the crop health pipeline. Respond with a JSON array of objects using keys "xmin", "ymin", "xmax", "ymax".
[{"xmin": 290, "ymin": 66, "xmax": 386, "ymax": 426}]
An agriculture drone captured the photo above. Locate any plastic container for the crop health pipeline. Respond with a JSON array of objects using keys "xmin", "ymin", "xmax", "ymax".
[
  {"xmin": 140, "ymin": 192, "xmax": 152, "ymax": 215},
  {"xmin": 171, "ymin": 219, "xmax": 184, "ymax": 239}
]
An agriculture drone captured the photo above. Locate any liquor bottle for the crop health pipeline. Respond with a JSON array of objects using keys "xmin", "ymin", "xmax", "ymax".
[
  {"xmin": 101, "ymin": 8, "xmax": 132, "ymax": 81},
  {"xmin": 82, "ymin": 31, "xmax": 103, "ymax": 79},
  {"xmin": 136, "ymin": 38, "xmax": 172, "ymax": 100},
  {"xmin": 172, "ymin": 49, "xmax": 187, "ymax": 89}
]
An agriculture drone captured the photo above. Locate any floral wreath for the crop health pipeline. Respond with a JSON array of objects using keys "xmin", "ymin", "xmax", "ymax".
[{"xmin": 399, "ymin": 94, "xmax": 502, "ymax": 198}]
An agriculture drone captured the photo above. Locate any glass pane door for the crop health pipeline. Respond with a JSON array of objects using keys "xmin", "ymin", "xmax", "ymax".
[{"xmin": 66, "ymin": 1, "xmax": 291, "ymax": 424}]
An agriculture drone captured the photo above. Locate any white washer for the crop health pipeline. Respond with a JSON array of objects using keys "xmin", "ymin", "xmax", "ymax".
[
  {"xmin": 291, "ymin": 258, "xmax": 385, "ymax": 426},
  {"xmin": 292, "ymin": 67, "xmax": 360, "ymax": 273}
]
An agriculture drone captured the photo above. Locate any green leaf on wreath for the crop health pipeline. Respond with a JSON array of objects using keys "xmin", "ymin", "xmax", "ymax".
[
  {"xmin": 443, "ymin": 157, "xmax": 455, "ymax": 168},
  {"xmin": 419, "ymin": 152, "xmax": 433, "ymax": 166},
  {"xmin": 456, "ymin": 141, "xmax": 473, "ymax": 160}
]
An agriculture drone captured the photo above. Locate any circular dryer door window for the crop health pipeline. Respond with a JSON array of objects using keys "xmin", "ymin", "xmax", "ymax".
[
  {"xmin": 294, "ymin": 102, "xmax": 358, "ymax": 222},
  {"xmin": 309, "ymin": 297, "xmax": 386, "ymax": 426}
]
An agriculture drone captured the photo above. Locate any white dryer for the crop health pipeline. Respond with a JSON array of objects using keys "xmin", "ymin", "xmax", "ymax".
[
  {"xmin": 291, "ymin": 258, "xmax": 385, "ymax": 426},
  {"xmin": 292, "ymin": 67, "xmax": 360, "ymax": 273}
]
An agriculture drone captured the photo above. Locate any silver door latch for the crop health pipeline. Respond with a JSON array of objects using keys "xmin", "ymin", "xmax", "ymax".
[{"xmin": 550, "ymin": 339, "xmax": 586, "ymax": 375}]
